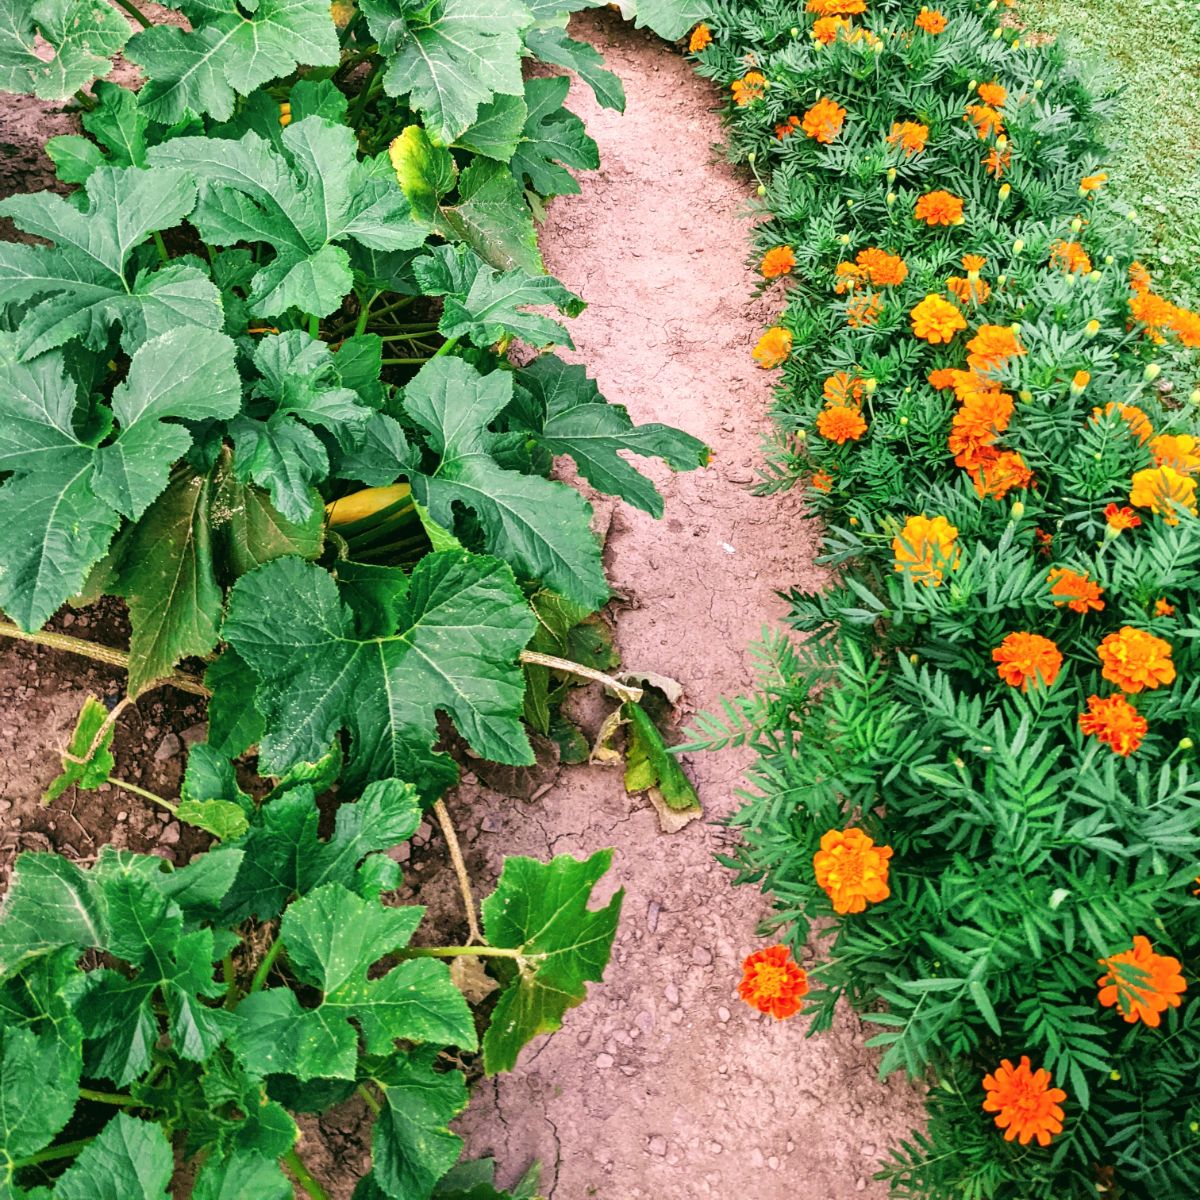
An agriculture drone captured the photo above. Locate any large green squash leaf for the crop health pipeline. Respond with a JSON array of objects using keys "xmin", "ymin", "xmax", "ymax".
[
  {"xmin": 0, "ymin": 165, "xmax": 220, "ymax": 359},
  {"xmin": 127, "ymin": 0, "xmax": 340, "ymax": 124},
  {"xmin": 401, "ymin": 357, "xmax": 609, "ymax": 608},
  {"xmin": 0, "ymin": 0, "xmax": 129, "ymax": 100},
  {"xmin": 46, "ymin": 81, "xmax": 150, "ymax": 185},
  {"xmin": 49, "ymin": 1113, "xmax": 173, "ymax": 1200},
  {"xmin": 0, "ymin": 327, "xmax": 240, "ymax": 631},
  {"xmin": 525, "ymin": 24, "xmax": 624, "ymax": 112},
  {"xmin": 221, "ymin": 552, "xmax": 537, "ymax": 789},
  {"xmin": 230, "ymin": 883, "xmax": 475, "ymax": 1080},
  {"xmin": 510, "ymin": 76, "xmax": 599, "ymax": 197},
  {"xmin": 148, "ymin": 118, "xmax": 426, "ymax": 318},
  {"xmin": 633, "ymin": 0, "xmax": 708, "ymax": 40},
  {"xmin": 480, "ymin": 851, "xmax": 622, "ymax": 1073}
]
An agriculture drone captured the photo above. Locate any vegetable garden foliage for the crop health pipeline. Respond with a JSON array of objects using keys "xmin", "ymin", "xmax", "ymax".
[
  {"xmin": 0, "ymin": 0, "xmax": 703, "ymax": 1195},
  {"xmin": 683, "ymin": 1, "xmax": 1200, "ymax": 1197}
]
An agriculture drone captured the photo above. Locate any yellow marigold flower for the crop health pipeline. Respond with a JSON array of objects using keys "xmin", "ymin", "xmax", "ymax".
[
  {"xmin": 1070, "ymin": 370, "xmax": 1090, "ymax": 394},
  {"xmin": 982, "ymin": 1058, "xmax": 1067, "ymax": 1147},
  {"xmin": 816, "ymin": 405, "xmax": 868, "ymax": 443},
  {"xmin": 1131, "ymin": 465, "xmax": 1198, "ymax": 525},
  {"xmin": 813, "ymin": 828, "xmax": 893, "ymax": 913},
  {"xmin": 914, "ymin": 6, "xmax": 947, "ymax": 34},
  {"xmin": 1048, "ymin": 566, "xmax": 1104, "ymax": 613},
  {"xmin": 1079, "ymin": 171, "xmax": 1108, "ymax": 193},
  {"xmin": 966, "ymin": 324, "xmax": 1025, "ymax": 374},
  {"xmin": 887, "ymin": 120, "xmax": 929, "ymax": 156},
  {"xmin": 731, "ymin": 72, "xmax": 767, "ymax": 106},
  {"xmin": 752, "ymin": 326, "xmax": 792, "ymax": 368},
  {"xmin": 812, "ymin": 15, "xmax": 851, "ymax": 42},
  {"xmin": 1079, "ymin": 693, "xmax": 1147, "ymax": 756},
  {"xmin": 893, "ymin": 514, "xmax": 960, "ymax": 586},
  {"xmin": 279, "ymin": 101, "xmax": 292, "ymax": 127},
  {"xmin": 856, "ymin": 247, "xmax": 907, "ymax": 286},
  {"xmin": 1094, "ymin": 401, "xmax": 1153, "ymax": 444},
  {"xmin": 910, "ymin": 294, "xmax": 966, "ymax": 343},
  {"xmin": 761, "ymin": 246, "xmax": 796, "ymax": 278},
  {"xmin": 1098, "ymin": 936, "xmax": 1186, "ymax": 1027},
  {"xmin": 1097, "ymin": 626, "xmax": 1175, "ymax": 693},
  {"xmin": 1151, "ymin": 433, "xmax": 1200, "ymax": 475},
  {"xmin": 846, "ymin": 293, "xmax": 881, "ymax": 327},
  {"xmin": 688, "ymin": 23, "xmax": 713, "ymax": 51},
  {"xmin": 914, "ymin": 189, "xmax": 964, "ymax": 226},
  {"xmin": 806, "ymin": 0, "xmax": 866, "ymax": 13},
  {"xmin": 801, "ymin": 97, "xmax": 847, "ymax": 143},
  {"xmin": 977, "ymin": 81, "xmax": 1007, "ymax": 107}
]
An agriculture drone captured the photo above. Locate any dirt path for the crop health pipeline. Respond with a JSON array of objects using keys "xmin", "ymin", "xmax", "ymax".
[{"xmin": 454, "ymin": 12, "xmax": 924, "ymax": 1197}]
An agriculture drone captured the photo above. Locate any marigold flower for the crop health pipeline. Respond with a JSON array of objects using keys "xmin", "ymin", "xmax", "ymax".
[
  {"xmin": 1050, "ymin": 240, "xmax": 1092, "ymax": 274},
  {"xmin": 1048, "ymin": 567, "xmax": 1104, "ymax": 614},
  {"xmin": 731, "ymin": 72, "xmax": 767, "ymax": 106},
  {"xmin": 823, "ymin": 372, "xmax": 864, "ymax": 406},
  {"xmin": 279, "ymin": 101, "xmax": 292, "ymax": 128},
  {"xmin": 1079, "ymin": 693, "xmax": 1147, "ymax": 756},
  {"xmin": 813, "ymin": 827, "xmax": 893, "ymax": 913},
  {"xmin": 965, "ymin": 103, "xmax": 1005, "ymax": 140},
  {"xmin": 1097, "ymin": 626, "xmax": 1175, "ymax": 693},
  {"xmin": 928, "ymin": 367, "xmax": 963, "ymax": 391},
  {"xmin": 846, "ymin": 293, "xmax": 882, "ymax": 327},
  {"xmin": 775, "ymin": 115, "xmax": 802, "ymax": 139},
  {"xmin": 887, "ymin": 120, "xmax": 929, "ymax": 156},
  {"xmin": 738, "ymin": 945, "xmax": 809, "ymax": 1019},
  {"xmin": 1035, "ymin": 528, "xmax": 1054, "ymax": 555},
  {"xmin": 761, "ymin": 246, "xmax": 797, "ymax": 278},
  {"xmin": 984, "ymin": 145, "xmax": 1012, "ymax": 177},
  {"xmin": 977, "ymin": 81, "xmax": 1007, "ymax": 107},
  {"xmin": 993, "ymin": 632, "xmax": 1062, "ymax": 691},
  {"xmin": 752, "ymin": 326, "xmax": 792, "ymax": 368},
  {"xmin": 966, "ymin": 324, "xmax": 1024, "ymax": 374},
  {"xmin": 1098, "ymin": 936, "xmax": 1186, "ymax": 1027},
  {"xmin": 914, "ymin": 6, "xmax": 947, "ymax": 34},
  {"xmin": 1093, "ymin": 401, "xmax": 1152, "ymax": 444},
  {"xmin": 1151, "ymin": 433, "xmax": 1200, "ymax": 475},
  {"xmin": 971, "ymin": 448, "xmax": 1032, "ymax": 499},
  {"xmin": 1129, "ymin": 290, "xmax": 1177, "ymax": 343},
  {"xmin": 1155, "ymin": 598, "xmax": 1176, "ymax": 617},
  {"xmin": 1079, "ymin": 171, "xmax": 1108, "ymax": 193},
  {"xmin": 1104, "ymin": 503, "xmax": 1141, "ymax": 532},
  {"xmin": 1129, "ymin": 261, "xmax": 1153, "ymax": 293},
  {"xmin": 982, "ymin": 1057, "xmax": 1067, "ymax": 1147},
  {"xmin": 1130, "ymin": 465, "xmax": 1198, "ymax": 525},
  {"xmin": 817, "ymin": 405, "xmax": 868, "ymax": 443},
  {"xmin": 812, "ymin": 15, "xmax": 852, "ymax": 42},
  {"xmin": 806, "ymin": 0, "xmax": 865, "ymax": 12},
  {"xmin": 811, "ymin": 470, "xmax": 834, "ymax": 492},
  {"xmin": 915, "ymin": 189, "xmax": 964, "ymax": 226},
  {"xmin": 949, "ymin": 390, "xmax": 1013, "ymax": 466},
  {"xmin": 1169, "ymin": 306, "xmax": 1200, "ymax": 348},
  {"xmin": 893, "ymin": 514, "xmax": 960, "ymax": 586},
  {"xmin": 910, "ymin": 294, "xmax": 966, "ymax": 343},
  {"xmin": 688, "ymin": 23, "xmax": 713, "ymax": 51},
  {"xmin": 856, "ymin": 247, "xmax": 907, "ymax": 287},
  {"xmin": 802, "ymin": 97, "xmax": 847, "ymax": 143},
  {"xmin": 947, "ymin": 274, "xmax": 991, "ymax": 305}
]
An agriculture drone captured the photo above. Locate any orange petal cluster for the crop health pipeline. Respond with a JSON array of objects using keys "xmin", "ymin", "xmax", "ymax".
[
  {"xmin": 910, "ymin": 294, "xmax": 966, "ymax": 343},
  {"xmin": 914, "ymin": 7, "xmax": 947, "ymax": 34},
  {"xmin": 802, "ymin": 97, "xmax": 847, "ymax": 143},
  {"xmin": 982, "ymin": 1057, "xmax": 1067, "ymax": 1147},
  {"xmin": 688, "ymin": 23, "xmax": 713, "ymax": 52},
  {"xmin": 752, "ymin": 326, "xmax": 792, "ymax": 369},
  {"xmin": 1097, "ymin": 936, "xmax": 1187, "ymax": 1027},
  {"xmin": 812, "ymin": 15, "xmax": 852, "ymax": 43},
  {"xmin": 966, "ymin": 324, "xmax": 1024, "ymax": 375},
  {"xmin": 893, "ymin": 515, "xmax": 960, "ymax": 587},
  {"xmin": 1079, "ymin": 694, "xmax": 1147, "ymax": 756},
  {"xmin": 1130, "ymin": 465, "xmax": 1198, "ymax": 525},
  {"xmin": 761, "ymin": 246, "xmax": 797, "ymax": 278},
  {"xmin": 887, "ymin": 120, "xmax": 929, "ymax": 156},
  {"xmin": 731, "ymin": 72, "xmax": 767, "ymax": 106},
  {"xmin": 914, "ymin": 190, "xmax": 964, "ymax": 226},
  {"xmin": 1097, "ymin": 626, "xmax": 1175, "ymax": 693},
  {"xmin": 816, "ymin": 405, "xmax": 867, "ymax": 443},
  {"xmin": 1048, "ymin": 566, "xmax": 1104, "ymax": 614},
  {"xmin": 738, "ymin": 945, "xmax": 809, "ymax": 1019},
  {"xmin": 993, "ymin": 632, "xmax": 1062, "ymax": 691},
  {"xmin": 813, "ymin": 828, "xmax": 893, "ymax": 913},
  {"xmin": 1104, "ymin": 503, "xmax": 1141, "ymax": 532},
  {"xmin": 1050, "ymin": 240, "xmax": 1092, "ymax": 274}
]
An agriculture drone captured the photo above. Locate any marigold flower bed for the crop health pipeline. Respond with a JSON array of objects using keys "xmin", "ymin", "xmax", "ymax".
[{"xmin": 686, "ymin": 1, "xmax": 1200, "ymax": 1195}]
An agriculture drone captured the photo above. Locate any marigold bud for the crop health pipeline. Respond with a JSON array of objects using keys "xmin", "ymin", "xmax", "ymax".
[
  {"xmin": 838, "ymin": 233, "xmax": 851, "ymax": 244},
  {"xmin": 757, "ymin": 184, "xmax": 767, "ymax": 196},
  {"xmin": 1070, "ymin": 217, "xmax": 1082, "ymax": 232},
  {"xmin": 887, "ymin": 167, "xmax": 896, "ymax": 183},
  {"xmin": 790, "ymin": 26, "xmax": 799, "ymax": 36},
  {"xmin": 968, "ymin": 78, "xmax": 978, "ymax": 90},
  {"xmin": 1104, "ymin": 255, "xmax": 1114, "ymax": 265},
  {"xmin": 849, "ymin": 515, "xmax": 859, "ymax": 525},
  {"xmin": 998, "ymin": 183, "xmax": 1011, "ymax": 200},
  {"xmin": 993, "ymin": 26, "xmax": 1002, "ymax": 38},
  {"xmin": 996, "ymin": 134, "xmax": 1007, "ymax": 151},
  {"xmin": 909, "ymin": 653, "xmax": 919, "ymax": 663},
  {"xmin": 1011, "ymin": 500, "xmax": 1025, "ymax": 517},
  {"xmin": 864, "ymin": 378, "xmax": 877, "ymax": 394},
  {"xmin": 1144, "ymin": 363, "xmax": 1161, "ymax": 381},
  {"xmin": 1034, "ymin": 78, "xmax": 1044, "ymax": 89},
  {"xmin": 795, "ymin": 428, "xmax": 807, "ymax": 439},
  {"xmin": 846, "ymin": 199, "xmax": 854, "ymax": 207},
  {"xmin": 1013, "ymin": 239, "xmax": 1024, "ymax": 254},
  {"xmin": 1191, "ymin": 389, "xmax": 1200, "ymax": 405},
  {"xmin": 747, "ymin": 151, "xmax": 757, "ymax": 163},
  {"xmin": 996, "ymin": 273, "xmax": 1007, "ymax": 286},
  {"xmin": 1011, "ymin": 38, "xmax": 1020, "ymax": 49},
  {"xmin": 1085, "ymin": 319, "xmax": 1100, "ymax": 337},
  {"xmin": 1019, "ymin": 389, "xmax": 1033, "ymax": 403},
  {"xmin": 899, "ymin": 415, "xmax": 908, "ymax": 425},
  {"xmin": 1070, "ymin": 370, "xmax": 1090, "ymax": 395},
  {"xmin": 1181, "ymin": 737, "xmax": 1194, "ymax": 750},
  {"xmin": 886, "ymin": 191, "xmax": 896, "ymax": 206},
  {"xmin": 1110, "ymin": 1071, "xmax": 1121, "ymax": 1081}
]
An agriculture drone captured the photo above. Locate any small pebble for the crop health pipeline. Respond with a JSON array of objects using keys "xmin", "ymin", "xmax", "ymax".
[
  {"xmin": 664, "ymin": 983, "xmax": 680, "ymax": 1005},
  {"xmin": 481, "ymin": 812, "xmax": 504, "ymax": 833},
  {"xmin": 647, "ymin": 1136, "xmax": 667, "ymax": 1157},
  {"xmin": 717, "ymin": 1006, "xmax": 730, "ymax": 1023},
  {"xmin": 691, "ymin": 945, "xmax": 713, "ymax": 966},
  {"xmin": 595, "ymin": 1053, "xmax": 614, "ymax": 1069},
  {"xmin": 154, "ymin": 732, "xmax": 181, "ymax": 761},
  {"xmin": 646, "ymin": 899, "xmax": 660, "ymax": 931}
]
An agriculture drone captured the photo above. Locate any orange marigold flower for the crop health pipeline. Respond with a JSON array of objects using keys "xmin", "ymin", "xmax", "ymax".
[
  {"xmin": 887, "ymin": 120, "xmax": 929, "ymax": 156},
  {"xmin": 813, "ymin": 827, "xmax": 893, "ymax": 914},
  {"xmin": 966, "ymin": 323, "xmax": 1025, "ymax": 374},
  {"xmin": 802, "ymin": 97, "xmax": 847, "ymax": 143},
  {"xmin": 914, "ymin": 6, "xmax": 947, "ymax": 34},
  {"xmin": 949, "ymin": 390, "xmax": 1014, "ymax": 467},
  {"xmin": 1079, "ymin": 693, "xmax": 1147, "ymax": 756},
  {"xmin": 1093, "ymin": 401, "xmax": 1153, "ymax": 444},
  {"xmin": 761, "ymin": 246, "xmax": 797, "ymax": 278},
  {"xmin": 1048, "ymin": 566, "xmax": 1104, "ymax": 614},
  {"xmin": 738, "ymin": 944, "xmax": 809, "ymax": 1019},
  {"xmin": 1098, "ymin": 936, "xmax": 1186, "ymax": 1027},
  {"xmin": 856, "ymin": 247, "xmax": 908, "ymax": 287},
  {"xmin": 893, "ymin": 514, "xmax": 960, "ymax": 587},
  {"xmin": 731, "ymin": 72, "xmax": 767, "ymax": 106},
  {"xmin": 915, "ymin": 189, "xmax": 964, "ymax": 226},
  {"xmin": 1151, "ymin": 433, "xmax": 1200, "ymax": 475},
  {"xmin": 962, "ymin": 254, "xmax": 987, "ymax": 273},
  {"xmin": 688, "ymin": 23, "xmax": 713, "ymax": 52},
  {"xmin": 812, "ymin": 15, "xmax": 852, "ymax": 42},
  {"xmin": 928, "ymin": 367, "xmax": 962, "ymax": 391},
  {"xmin": 1129, "ymin": 290, "xmax": 1177, "ymax": 343},
  {"xmin": 947, "ymin": 274, "xmax": 991, "ymax": 305},
  {"xmin": 846, "ymin": 293, "xmax": 882, "ymax": 328},
  {"xmin": 993, "ymin": 632, "xmax": 1062, "ymax": 691},
  {"xmin": 806, "ymin": 0, "xmax": 866, "ymax": 12},
  {"xmin": 1080, "ymin": 171, "xmax": 1108, "ymax": 193},
  {"xmin": 1129, "ymin": 261, "xmax": 1153, "ymax": 293},
  {"xmin": 977, "ymin": 81, "xmax": 1007, "ymax": 107},
  {"xmin": 965, "ymin": 103, "xmax": 1005, "ymax": 140},
  {"xmin": 775, "ymin": 114, "xmax": 802, "ymax": 139},
  {"xmin": 1169, "ymin": 306, "xmax": 1200, "ymax": 348},
  {"xmin": 1104, "ymin": 503, "xmax": 1141, "ymax": 532},
  {"xmin": 1097, "ymin": 626, "xmax": 1176, "ymax": 693},
  {"xmin": 984, "ymin": 145, "xmax": 1012, "ymax": 177},
  {"xmin": 752, "ymin": 326, "xmax": 792, "ymax": 369},
  {"xmin": 834, "ymin": 261, "xmax": 865, "ymax": 293},
  {"xmin": 1035, "ymin": 528, "xmax": 1054, "ymax": 556},
  {"xmin": 1155, "ymin": 598, "xmax": 1176, "ymax": 617},
  {"xmin": 911, "ymin": 294, "xmax": 966, "ymax": 343},
  {"xmin": 1050, "ymin": 240, "xmax": 1092, "ymax": 274},
  {"xmin": 817, "ymin": 405, "xmax": 868, "ymax": 443},
  {"xmin": 971, "ymin": 448, "xmax": 1032, "ymax": 499},
  {"xmin": 982, "ymin": 1057, "xmax": 1067, "ymax": 1147},
  {"xmin": 823, "ymin": 371, "xmax": 865, "ymax": 406},
  {"xmin": 811, "ymin": 470, "xmax": 834, "ymax": 492},
  {"xmin": 1130, "ymin": 465, "xmax": 1198, "ymax": 525}
]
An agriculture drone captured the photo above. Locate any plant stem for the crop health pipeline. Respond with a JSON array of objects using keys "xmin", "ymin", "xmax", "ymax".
[
  {"xmin": 401, "ymin": 944, "xmax": 521, "ymax": 960},
  {"xmin": 432, "ymin": 335, "xmax": 460, "ymax": 359},
  {"xmin": 78, "ymin": 1087, "xmax": 137, "ymax": 1107},
  {"xmin": 152, "ymin": 231, "xmax": 169, "ymax": 265},
  {"xmin": 433, "ymin": 799, "xmax": 481, "ymax": 944},
  {"xmin": 222, "ymin": 954, "xmax": 238, "ymax": 1009},
  {"xmin": 111, "ymin": 0, "xmax": 153, "ymax": 27},
  {"xmin": 353, "ymin": 290, "xmax": 381, "ymax": 337},
  {"xmin": 308, "ymin": 313, "xmax": 320, "ymax": 340},
  {"xmin": 348, "ymin": 61, "xmax": 384, "ymax": 131},
  {"xmin": 518, "ymin": 650, "xmax": 644, "ymax": 703},
  {"xmin": 249, "ymin": 938, "xmax": 285, "ymax": 994},
  {"xmin": 377, "ymin": 327, "xmax": 439, "ymax": 341},
  {"xmin": 283, "ymin": 1148, "xmax": 331, "ymax": 1200},
  {"xmin": 107, "ymin": 776, "xmax": 178, "ymax": 815},
  {"xmin": 380, "ymin": 356, "xmax": 430, "ymax": 366},
  {"xmin": 0, "ymin": 621, "xmax": 209, "ymax": 696},
  {"xmin": 13, "ymin": 1137, "xmax": 93, "ymax": 1170},
  {"xmin": 357, "ymin": 1084, "xmax": 382, "ymax": 1116}
]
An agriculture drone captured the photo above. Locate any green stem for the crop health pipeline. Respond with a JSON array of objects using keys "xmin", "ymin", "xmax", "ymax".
[
  {"xmin": 378, "ymin": 327, "xmax": 440, "ymax": 341},
  {"xmin": 360, "ymin": 295, "xmax": 415, "ymax": 324},
  {"xmin": 432, "ymin": 335, "xmax": 460, "ymax": 359},
  {"xmin": 283, "ymin": 1148, "xmax": 331, "ymax": 1200},
  {"xmin": 250, "ymin": 938, "xmax": 285, "ymax": 994},
  {"xmin": 152, "ymin": 231, "xmax": 169, "ymax": 265},
  {"xmin": 357, "ymin": 1084, "xmax": 382, "ymax": 1116},
  {"xmin": 111, "ymin": 0, "xmax": 153, "ymax": 28},
  {"xmin": 222, "ymin": 954, "xmax": 238, "ymax": 1009},
  {"xmin": 354, "ymin": 290, "xmax": 381, "ymax": 337},
  {"xmin": 107, "ymin": 777, "xmax": 177, "ymax": 815},
  {"xmin": 348, "ymin": 61, "xmax": 385, "ymax": 132},
  {"xmin": 78, "ymin": 1087, "xmax": 137, "ymax": 1107},
  {"xmin": 308, "ymin": 313, "xmax": 320, "ymax": 340},
  {"xmin": 400, "ymin": 944, "xmax": 521, "ymax": 960},
  {"xmin": 380, "ymin": 356, "xmax": 431, "ymax": 366},
  {"xmin": 13, "ymin": 1137, "xmax": 93, "ymax": 1170}
]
